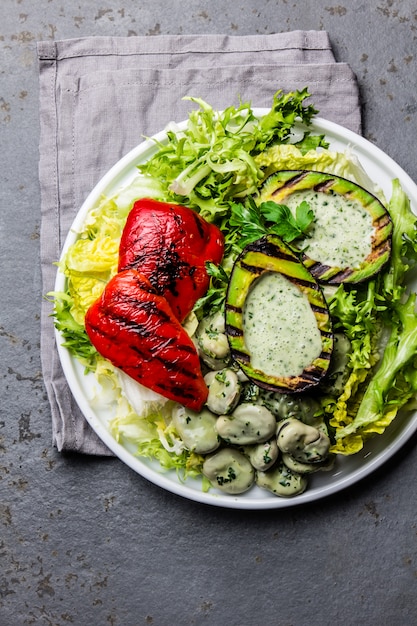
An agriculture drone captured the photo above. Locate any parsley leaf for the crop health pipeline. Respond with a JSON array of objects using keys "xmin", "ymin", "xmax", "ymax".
[
  {"xmin": 228, "ymin": 197, "xmax": 315, "ymax": 248},
  {"xmin": 228, "ymin": 199, "xmax": 267, "ymax": 247}
]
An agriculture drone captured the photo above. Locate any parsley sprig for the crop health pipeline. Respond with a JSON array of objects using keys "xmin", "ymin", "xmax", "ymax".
[{"xmin": 228, "ymin": 197, "xmax": 315, "ymax": 249}]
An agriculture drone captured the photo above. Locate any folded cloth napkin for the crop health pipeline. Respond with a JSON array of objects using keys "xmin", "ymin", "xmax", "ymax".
[{"xmin": 38, "ymin": 31, "xmax": 361, "ymax": 455}]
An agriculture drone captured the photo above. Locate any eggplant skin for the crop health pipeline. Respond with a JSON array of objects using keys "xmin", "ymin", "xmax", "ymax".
[
  {"xmin": 225, "ymin": 235, "xmax": 333, "ymax": 394},
  {"xmin": 256, "ymin": 169, "xmax": 393, "ymax": 284}
]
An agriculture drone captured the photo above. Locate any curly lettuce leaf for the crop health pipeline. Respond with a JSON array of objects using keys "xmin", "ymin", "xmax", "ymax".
[
  {"xmin": 109, "ymin": 399, "xmax": 205, "ymax": 480},
  {"xmin": 55, "ymin": 196, "xmax": 125, "ymax": 324},
  {"xmin": 254, "ymin": 143, "xmax": 385, "ymax": 201},
  {"xmin": 332, "ymin": 294, "xmax": 417, "ymax": 452},
  {"xmin": 256, "ymin": 87, "xmax": 320, "ymax": 150},
  {"xmin": 382, "ymin": 178, "xmax": 417, "ymax": 299},
  {"xmin": 47, "ymin": 291, "xmax": 98, "ymax": 368},
  {"xmin": 138, "ymin": 89, "xmax": 325, "ymax": 221},
  {"xmin": 89, "ymin": 360, "xmax": 206, "ymax": 481}
]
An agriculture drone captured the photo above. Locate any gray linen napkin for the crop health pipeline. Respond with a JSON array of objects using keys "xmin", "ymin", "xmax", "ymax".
[{"xmin": 38, "ymin": 32, "xmax": 361, "ymax": 455}]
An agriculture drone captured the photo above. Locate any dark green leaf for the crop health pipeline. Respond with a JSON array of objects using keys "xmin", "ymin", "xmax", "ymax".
[{"xmin": 295, "ymin": 200, "xmax": 315, "ymax": 233}]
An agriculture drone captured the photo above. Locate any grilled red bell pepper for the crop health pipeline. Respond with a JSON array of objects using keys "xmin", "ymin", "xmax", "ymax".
[
  {"xmin": 118, "ymin": 198, "xmax": 224, "ymax": 322},
  {"xmin": 85, "ymin": 269, "xmax": 208, "ymax": 411}
]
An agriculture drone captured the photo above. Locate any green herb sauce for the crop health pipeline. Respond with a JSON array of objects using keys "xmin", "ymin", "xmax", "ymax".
[
  {"xmin": 243, "ymin": 272, "xmax": 322, "ymax": 377},
  {"xmin": 286, "ymin": 189, "xmax": 373, "ymax": 267}
]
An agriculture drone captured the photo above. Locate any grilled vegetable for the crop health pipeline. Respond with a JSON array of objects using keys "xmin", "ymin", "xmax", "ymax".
[
  {"xmin": 256, "ymin": 170, "xmax": 392, "ymax": 284},
  {"xmin": 84, "ymin": 269, "xmax": 208, "ymax": 411},
  {"xmin": 118, "ymin": 198, "xmax": 224, "ymax": 322},
  {"xmin": 225, "ymin": 234, "xmax": 333, "ymax": 393}
]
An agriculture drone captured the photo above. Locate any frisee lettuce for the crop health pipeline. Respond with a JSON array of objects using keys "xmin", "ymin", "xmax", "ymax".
[{"xmin": 138, "ymin": 89, "xmax": 327, "ymax": 221}]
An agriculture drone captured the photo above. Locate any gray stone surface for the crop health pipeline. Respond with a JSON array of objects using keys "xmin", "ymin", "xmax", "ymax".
[{"xmin": 1, "ymin": 1, "xmax": 417, "ymax": 625}]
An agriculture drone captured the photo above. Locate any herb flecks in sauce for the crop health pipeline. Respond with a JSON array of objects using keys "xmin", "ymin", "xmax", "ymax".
[
  {"xmin": 243, "ymin": 272, "xmax": 322, "ymax": 377},
  {"xmin": 285, "ymin": 190, "xmax": 373, "ymax": 268}
]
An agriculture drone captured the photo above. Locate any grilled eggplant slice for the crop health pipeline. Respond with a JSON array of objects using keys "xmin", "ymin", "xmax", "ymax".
[
  {"xmin": 225, "ymin": 235, "xmax": 333, "ymax": 393},
  {"xmin": 256, "ymin": 170, "xmax": 392, "ymax": 284}
]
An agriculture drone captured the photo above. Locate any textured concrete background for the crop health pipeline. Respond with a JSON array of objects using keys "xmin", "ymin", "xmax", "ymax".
[{"xmin": 1, "ymin": 1, "xmax": 417, "ymax": 625}]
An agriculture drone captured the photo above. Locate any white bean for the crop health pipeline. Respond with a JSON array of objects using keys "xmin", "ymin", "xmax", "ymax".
[
  {"xmin": 204, "ymin": 368, "xmax": 241, "ymax": 415},
  {"xmin": 171, "ymin": 405, "xmax": 219, "ymax": 455},
  {"xmin": 216, "ymin": 403, "xmax": 276, "ymax": 445},
  {"xmin": 256, "ymin": 462, "xmax": 308, "ymax": 497},
  {"xmin": 203, "ymin": 448, "xmax": 255, "ymax": 494}
]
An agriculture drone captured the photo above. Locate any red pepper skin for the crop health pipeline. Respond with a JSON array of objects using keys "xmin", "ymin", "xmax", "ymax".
[
  {"xmin": 118, "ymin": 198, "xmax": 224, "ymax": 322},
  {"xmin": 85, "ymin": 269, "xmax": 208, "ymax": 411}
]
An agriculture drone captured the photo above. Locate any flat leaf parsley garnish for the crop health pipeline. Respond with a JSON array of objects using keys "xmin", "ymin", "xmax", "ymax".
[{"xmin": 228, "ymin": 198, "xmax": 315, "ymax": 248}]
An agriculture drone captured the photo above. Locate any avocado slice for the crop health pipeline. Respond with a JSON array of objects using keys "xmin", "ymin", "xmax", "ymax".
[
  {"xmin": 256, "ymin": 170, "xmax": 392, "ymax": 284},
  {"xmin": 225, "ymin": 234, "xmax": 333, "ymax": 393}
]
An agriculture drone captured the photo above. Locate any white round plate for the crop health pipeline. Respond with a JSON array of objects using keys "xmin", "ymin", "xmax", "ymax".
[{"xmin": 55, "ymin": 112, "xmax": 417, "ymax": 509}]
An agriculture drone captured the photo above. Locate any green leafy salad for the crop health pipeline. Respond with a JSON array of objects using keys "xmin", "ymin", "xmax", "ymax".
[{"xmin": 51, "ymin": 88, "xmax": 417, "ymax": 490}]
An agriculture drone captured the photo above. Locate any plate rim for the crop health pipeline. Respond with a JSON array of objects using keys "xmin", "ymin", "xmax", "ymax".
[{"xmin": 54, "ymin": 112, "xmax": 417, "ymax": 509}]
